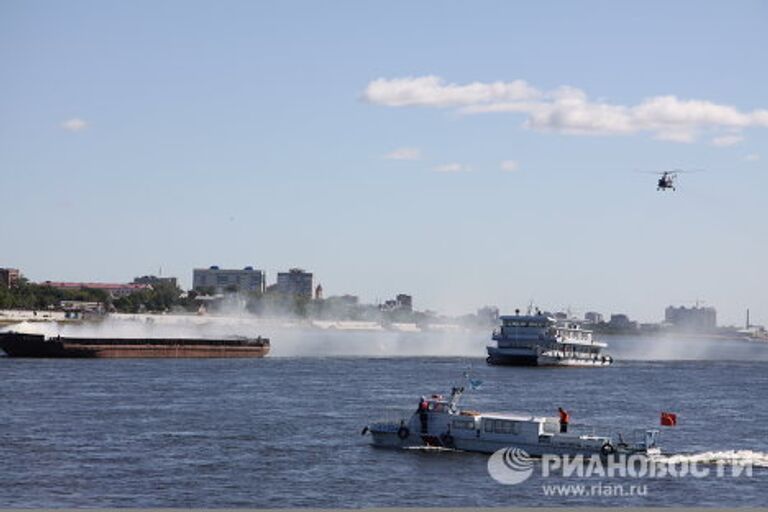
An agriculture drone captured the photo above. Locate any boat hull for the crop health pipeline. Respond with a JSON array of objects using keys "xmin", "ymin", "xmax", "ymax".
[
  {"xmin": 487, "ymin": 347, "xmax": 612, "ymax": 367},
  {"xmin": 0, "ymin": 332, "xmax": 270, "ymax": 358},
  {"xmin": 369, "ymin": 429, "xmax": 652, "ymax": 458}
]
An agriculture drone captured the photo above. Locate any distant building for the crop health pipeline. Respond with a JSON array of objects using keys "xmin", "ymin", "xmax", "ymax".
[
  {"xmin": 665, "ymin": 305, "xmax": 717, "ymax": 331},
  {"xmin": 584, "ymin": 311, "xmax": 604, "ymax": 324},
  {"xmin": 396, "ymin": 294, "xmax": 413, "ymax": 312},
  {"xmin": 477, "ymin": 306, "xmax": 500, "ymax": 324},
  {"xmin": 133, "ymin": 275, "xmax": 178, "ymax": 288},
  {"xmin": 328, "ymin": 294, "xmax": 359, "ymax": 306},
  {"xmin": 0, "ymin": 268, "xmax": 20, "ymax": 288},
  {"xmin": 41, "ymin": 281, "xmax": 150, "ymax": 298},
  {"xmin": 193, "ymin": 266, "xmax": 265, "ymax": 293},
  {"xmin": 276, "ymin": 268, "xmax": 313, "ymax": 299},
  {"xmin": 608, "ymin": 314, "xmax": 637, "ymax": 330},
  {"xmin": 315, "ymin": 284, "xmax": 323, "ymax": 300},
  {"xmin": 380, "ymin": 293, "xmax": 413, "ymax": 312},
  {"xmin": 381, "ymin": 299, "xmax": 397, "ymax": 311},
  {"xmin": 59, "ymin": 300, "xmax": 105, "ymax": 318}
]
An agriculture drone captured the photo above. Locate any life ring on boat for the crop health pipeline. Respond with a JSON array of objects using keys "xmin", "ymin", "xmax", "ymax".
[
  {"xmin": 600, "ymin": 442, "xmax": 616, "ymax": 456},
  {"xmin": 441, "ymin": 433, "xmax": 455, "ymax": 448},
  {"xmin": 397, "ymin": 426, "xmax": 410, "ymax": 440}
]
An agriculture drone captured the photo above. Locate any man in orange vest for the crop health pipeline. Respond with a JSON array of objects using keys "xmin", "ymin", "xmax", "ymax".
[{"xmin": 558, "ymin": 407, "xmax": 570, "ymax": 433}]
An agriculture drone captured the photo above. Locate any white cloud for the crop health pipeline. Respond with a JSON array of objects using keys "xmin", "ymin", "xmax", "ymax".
[
  {"xmin": 61, "ymin": 118, "xmax": 87, "ymax": 131},
  {"xmin": 500, "ymin": 160, "xmax": 519, "ymax": 172},
  {"xmin": 434, "ymin": 162, "xmax": 471, "ymax": 173},
  {"xmin": 384, "ymin": 147, "xmax": 422, "ymax": 160},
  {"xmin": 655, "ymin": 130, "xmax": 696, "ymax": 143},
  {"xmin": 363, "ymin": 76, "xmax": 768, "ymax": 143},
  {"xmin": 362, "ymin": 75, "xmax": 540, "ymax": 108},
  {"xmin": 744, "ymin": 153, "xmax": 760, "ymax": 162},
  {"xmin": 711, "ymin": 134, "xmax": 744, "ymax": 147}
]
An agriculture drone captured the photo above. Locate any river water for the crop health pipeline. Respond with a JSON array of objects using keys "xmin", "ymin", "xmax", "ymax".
[{"xmin": 1, "ymin": 331, "xmax": 767, "ymax": 507}]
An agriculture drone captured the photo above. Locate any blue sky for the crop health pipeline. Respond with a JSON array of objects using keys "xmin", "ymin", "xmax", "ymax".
[{"xmin": 1, "ymin": 1, "xmax": 766, "ymax": 324}]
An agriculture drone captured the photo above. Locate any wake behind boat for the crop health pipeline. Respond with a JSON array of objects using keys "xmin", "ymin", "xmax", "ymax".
[
  {"xmin": 0, "ymin": 331, "xmax": 270, "ymax": 358},
  {"xmin": 487, "ymin": 311, "xmax": 613, "ymax": 367},
  {"xmin": 362, "ymin": 385, "xmax": 659, "ymax": 457}
]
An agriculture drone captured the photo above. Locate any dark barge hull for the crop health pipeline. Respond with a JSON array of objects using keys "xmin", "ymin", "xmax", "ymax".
[
  {"xmin": 0, "ymin": 332, "xmax": 270, "ymax": 358},
  {"xmin": 486, "ymin": 354, "xmax": 539, "ymax": 366}
]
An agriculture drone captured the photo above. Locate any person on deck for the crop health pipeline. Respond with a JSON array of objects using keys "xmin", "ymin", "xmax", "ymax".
[
  {"xmin": 418, "ymin": 396, "xmax": 429, "ymax": 433},
  {"xmin": 558, "ymin": 407, "xmax": 570, "ymax": 433}
]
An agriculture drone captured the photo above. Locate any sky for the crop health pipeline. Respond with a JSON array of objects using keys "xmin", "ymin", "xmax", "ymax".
[{"xmin": 1, "ymin": 1, "xmax": 766, "ymax": 325}]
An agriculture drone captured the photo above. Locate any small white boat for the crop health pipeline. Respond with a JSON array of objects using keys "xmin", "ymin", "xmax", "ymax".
[
  {"xmin": 487, "ymin": 312, "xmax": 613, "ymax": 367},
  {"xmin": 363, "ymin": 386, "xmax": 659, "ymax": 457}
]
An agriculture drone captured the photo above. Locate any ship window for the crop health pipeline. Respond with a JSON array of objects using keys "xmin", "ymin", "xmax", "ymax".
[
  {"xmin": 484, "ymin": 420, "xmax": 494, "ymax": 433},
  {"xmin": 452, "ymin": 420, "xmax": 473, "ymax": 430},
  {"xmin": 494, "ymin": 421, "xmax": 505, "ymax": 434},
  {"xmin": 502, "ymin": 422, "xmax": 513, "ymax": 434}
]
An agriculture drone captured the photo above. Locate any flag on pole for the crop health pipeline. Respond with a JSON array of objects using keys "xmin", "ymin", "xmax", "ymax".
[{"xmin": 660, "ymin": 411, "xmax": 677, "ymax": 426}]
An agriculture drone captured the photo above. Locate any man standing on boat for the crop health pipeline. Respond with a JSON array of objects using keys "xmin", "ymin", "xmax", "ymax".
[
  {"xmin": 418, "ymin": 396, "xmax": 429, "ymax": 433},
  {"xmin": 558, "ymin": 407, "xmax": 570, "ymax": 433}
]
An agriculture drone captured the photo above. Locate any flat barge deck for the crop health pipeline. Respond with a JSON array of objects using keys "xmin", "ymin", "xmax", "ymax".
[{"xmin": 0, "ymin": 332, "xmax": 270, "ymax": 358}]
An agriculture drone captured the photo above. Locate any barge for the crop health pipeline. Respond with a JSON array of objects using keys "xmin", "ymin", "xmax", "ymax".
[{"xmin": 0, "ymin": 331, "xmax": 270, "ymax": 358}]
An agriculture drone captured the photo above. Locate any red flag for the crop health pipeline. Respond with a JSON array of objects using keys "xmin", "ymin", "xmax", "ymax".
[{"xmin": 661, "ymin": 412, "xmax": 677, "ymax": 426}]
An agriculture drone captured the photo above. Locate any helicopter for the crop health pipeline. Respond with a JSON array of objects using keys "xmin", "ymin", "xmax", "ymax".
[
  {"xmin": 656, "ymin": 171, "xmax": 678, "ymax": 191},
  {"xmin": 638, "ymin": 169, "xmax": 703, "ymax": 191}
]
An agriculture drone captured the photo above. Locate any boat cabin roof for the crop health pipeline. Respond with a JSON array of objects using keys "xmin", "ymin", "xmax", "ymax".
[
  {"xmin": 499, "ymin": 315, "xmax": 554, "ymax": 322},
  {"xmin": 479, "ymin": 412, "xmax": 554, "ymax": 423}
]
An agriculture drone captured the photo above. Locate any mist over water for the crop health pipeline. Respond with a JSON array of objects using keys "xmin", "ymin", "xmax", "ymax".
[
  {"xmin": 607, "ymin": 334, "xmax": 768, "ymax": 362},
  {"xmin": 3, "ymin": 315, "xmax": 768, "ymax": 361}
]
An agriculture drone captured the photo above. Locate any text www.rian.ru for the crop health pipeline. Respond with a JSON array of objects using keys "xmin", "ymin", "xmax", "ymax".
[{"xmin": 541, "ymin": 482, "xmax": 649, "ymax": 497}]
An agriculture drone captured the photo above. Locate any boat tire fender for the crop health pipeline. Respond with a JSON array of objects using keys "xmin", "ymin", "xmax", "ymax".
[
  {"xmin": 441, "ymin": 433, "xmax": 455, "ymax": 448},
  {"xmin": 397, "ymin": 426, "xmax": 410, "ymax": 440},
  {"xmin": 601, "ymin": 442, "xmax": 616, "ymax": 456}
]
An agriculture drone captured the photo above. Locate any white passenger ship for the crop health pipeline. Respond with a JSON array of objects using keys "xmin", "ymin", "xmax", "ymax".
[
  {"xmin": 363, "ymin": 386, "xmax": 659, "ymax": 457},
  {"xmin": 486, "ymin": 311, "xmax": 613, "ymax": 367}
]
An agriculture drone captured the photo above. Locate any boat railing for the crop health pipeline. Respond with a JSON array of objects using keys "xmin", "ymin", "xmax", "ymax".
[{"xmin": 371, "ymin": 407, "xmax": 414, "ymax": 426}]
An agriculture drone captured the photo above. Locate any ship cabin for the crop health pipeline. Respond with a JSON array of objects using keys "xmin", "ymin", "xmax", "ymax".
[
  {"xmin": 414, "ymin": 392, "xmax": 565, "ymax": 445},
  {"xmin": 474, "ymin": 413, "xmax": 561, "ymax": 444},
  {"xmin": 493, "ymin": 314, "xmax": 604, "ymax": 348}
]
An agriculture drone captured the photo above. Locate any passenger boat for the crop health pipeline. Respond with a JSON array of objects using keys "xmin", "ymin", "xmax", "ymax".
[
  {"xmin": 0, "ymin": 331, "xmax": 270, "ymax": 358},
  {"xmin": 487, "ymin": 312, "xmax": 613, "ymax": 366},
  {"xmin": 363, "ymin": 386, "xmax": 659, "ymax": 457}
]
